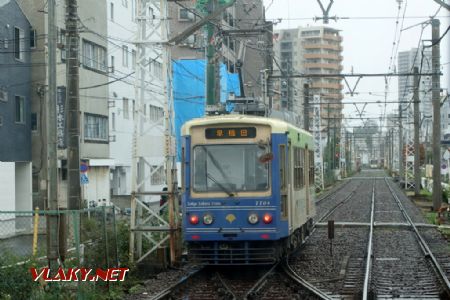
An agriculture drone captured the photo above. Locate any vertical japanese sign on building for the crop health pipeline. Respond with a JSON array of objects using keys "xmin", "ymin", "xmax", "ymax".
[{"xmin": 56, "ymin": 86, "xmax": 67, "ymax": 149}]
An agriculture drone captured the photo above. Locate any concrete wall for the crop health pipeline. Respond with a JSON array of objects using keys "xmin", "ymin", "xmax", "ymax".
[
  {"xmin": 0, "ymin": 163, "xmax": 15, "ymax": 214},
  {"xmin": 15, "ymin": 162, "xmax": 32, "ymax": 211},
  {"xmin": 107, "ymin": 0, "xmax": 165, "ymax": 199},
  {"xmin": 0, "ymin": 0, "xmax": 31, "ymax": 162},
  {"xmin": 82, "ymin": 166, "xmax": 111, "ymax": 206}
]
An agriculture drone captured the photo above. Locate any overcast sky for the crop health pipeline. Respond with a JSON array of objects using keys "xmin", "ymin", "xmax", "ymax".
[{"xmin": 263, "ymin": 0, "xmax": 450, "ymax": 129}]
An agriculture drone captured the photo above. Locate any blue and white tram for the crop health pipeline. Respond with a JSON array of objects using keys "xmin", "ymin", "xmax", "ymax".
[{"xmin": 180, "ymin": 115, "xmax": 316, "ymax": 265}]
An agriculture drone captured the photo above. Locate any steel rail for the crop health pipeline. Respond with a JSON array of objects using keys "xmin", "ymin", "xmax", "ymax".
[
  {"xmin": 384, "ymin": 177, "xmax": 450, "ymax": 296},
  {"xmin": 150, "ymin": 267, "xmax": 204, "ymax": 300},
  {"xmin": 362, "ymin": 181, "xmax": 375, "ymax": 300},
  {"xmin": 282, "ymin": 258, "xmax": 333, "ymax": 300},
  {"xmin": 215, "ymin": 272, "xmax": 238, "ymax": 300},
  {"xmin": 317, "ymin": 189, "xmax": 357, "ymax": 223},
  {"xmin": 315, "ymin": 178, "xmax": 352, "ymax": 205},
  {"xmin": 244, "ymin": 262, "xmax": 279, "ymax": 299}
]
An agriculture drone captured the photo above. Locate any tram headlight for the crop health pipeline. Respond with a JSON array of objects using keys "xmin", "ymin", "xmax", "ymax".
[
  {"xmin": 248, "ymin": 213, "xmax": 259, "ymax": 224},
  {"xmin": 189, "ymin": 215, "xmax": 199, "ymax": 225},
  {"xmin": 203, "ymin": 213, "xmax": 214, "ymax": 225}
]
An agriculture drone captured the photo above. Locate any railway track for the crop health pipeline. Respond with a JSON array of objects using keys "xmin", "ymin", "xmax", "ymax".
[
  {"xmin": 148, "ymin": 174, "xmax": 450, "ymax": 299},
  {"xmin": 363, "ymin": 178, "xmax": 450, "ymax": 299}
]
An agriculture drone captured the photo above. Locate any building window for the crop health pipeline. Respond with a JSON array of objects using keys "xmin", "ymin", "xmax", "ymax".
[
  {"xmin": 84, "ymin": 113, "xmax": 108, "ymax": 141},
  {"xmin": 31, "ymin": 113, "xmax": 38, "ymax": 131},
  {"xmin": 83, "ymin": 40, "xmax": 107, "ymax": 72},
  {"xmin": 123, "ymin": 98, "xmax": 129, "ymax": 119},
  {"xmin": 153, "ymin": 61, "xmax": 162, "ymax": 77},
  {"xmin": 59, "ymin": 29, "xmax": 67, "ymax": 61},
  {"xmin": 0, "ymin": 88, "xmax": 7, "ymax": 102},
  {"xmin": 14, "ymin": 27, "xmax": 25, "ymax": 61},
  {"xmin": 122, "ymin": 45, "xmax": 128, "ymax": 67},
  {"xmin": 15, "ymin": 96, "xmax": 25, "ymax": 123},
  {"xmin": 110, "ymin": 2, "xmax": 114, "ymax": 21},
  {"xmin": 111, "ymin": 55, "xmax": 115, "ymax": 73},
  {"xmin": 132, "ymin": 49, "xmax": 136, "ymax": 67},
  {"xmin": 149, "ymin": 104, "xmax": 163, "ymax": 122},
  {"xmin": 179, "ymin": 8, "xmax": 194, "ymax": 21},
  {"xmin": 151, "ymin": 165, "xmax": 165, "ymax": 185},
  {"xmin": 111, "ymin": 112, "xmax": 116, "ymax": 131},
  {"xmin": 30, "ymin": 29, "xmax": 36, "ymax": 48}
]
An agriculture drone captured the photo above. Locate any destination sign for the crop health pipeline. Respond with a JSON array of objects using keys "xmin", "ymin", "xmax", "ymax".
[{"xmin": 205, "ymin": 127, "xmax": 257, "ymax": 139}]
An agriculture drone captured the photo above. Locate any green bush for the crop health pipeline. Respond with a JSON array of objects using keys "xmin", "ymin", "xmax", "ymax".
[
  {"xmin": 442, "ymin": 188, "xmax": 449, "ymax": 203},
  {"xmin": 0, "ymin": 255, "xmax": 37, "ymax": 300}
]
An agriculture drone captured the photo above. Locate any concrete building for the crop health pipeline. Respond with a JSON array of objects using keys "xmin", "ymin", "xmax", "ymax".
[
  {"xmin": 17, "ymin": 0, "xmax": 112, "ymax": 209},
  {"xmin": 273, "ymin": 26, "xmax": 344, "ymax": 131},
  {"xmin": 168, "ymin": 0, "xmax": 268, "ymax": 98},
  {"xmin": 0, "ymin": 0, "xmax": 32, "ymax": 235},
  {"xmin": 398, "ymin": 47, "xmax": 432, "ymax": 141},
  {"xmin": 107, "ymin": 0, "xmax": 166, "ymax": 205}
]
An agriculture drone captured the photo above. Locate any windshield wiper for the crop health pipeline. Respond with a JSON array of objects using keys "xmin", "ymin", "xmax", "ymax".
[
  {"xmin": 200, "ymin": 145, "xmax": 236, "ymax": 196},
  {"xmin": 207, "ymin": 172, "xmax": 234, "ymax": 197}
]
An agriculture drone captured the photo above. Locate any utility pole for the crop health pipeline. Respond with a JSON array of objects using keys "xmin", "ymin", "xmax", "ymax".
[
  {"xmin": 205, "ymin": 0, "xmax": 220, "ymax": 113},
  {"xmin": 431, "ymin": 18, "xmax": 441, "ymax": 211},
  {"xmin": 66, "ymin": 0, "xmax": 81, "ymax": 210},
  {"xmin": 46, "ymin": 0, "xmax": 59, "ymax": 271},
  {"xmin": 304, "ymin": 83, "xmax": 310, "ymax": 131},
  {"xmin": 413, "ymin": 67, "xmax": 420, "ymax": 195},
  {"xmin": 313, "ymin": 95, "xmax": 324, "ymax": 190},
  {"xmin": 399, "ymin": 107, "xmax": 404, "ymax": 178}
]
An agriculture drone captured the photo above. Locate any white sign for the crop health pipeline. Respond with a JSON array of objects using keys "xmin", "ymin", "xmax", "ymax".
[{"xmin": 444, "ymin": 150, "xmax": 450, "ymax": 160}]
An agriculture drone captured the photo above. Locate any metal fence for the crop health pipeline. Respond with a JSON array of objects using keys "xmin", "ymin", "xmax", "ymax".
[{"xmin": 0, "ymin": 206, "xmax": 119, "ymax": 298}]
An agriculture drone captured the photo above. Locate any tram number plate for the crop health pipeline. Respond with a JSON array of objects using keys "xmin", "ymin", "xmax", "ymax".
[
  {"xmin": 205, "ymin": 127, "xmax": 256, "ymax": 139},
  {"xmin": 255, "ymin": 201, "xmax": 270, "ymax": 206}
]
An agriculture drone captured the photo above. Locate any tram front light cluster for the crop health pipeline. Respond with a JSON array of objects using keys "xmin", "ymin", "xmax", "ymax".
[
  {"xmin": 248, "ymin": 213, "xmax": 259, "ymax": 224},
  {"xmin": 188, "ymin": 214, "xmax": 214, "ymax": 225},
  {"xmin": 263, "ymin": 213, "xmax": 273, "ymax": 224},
  {"xmin": 203, "ymin": 213, "xmax": 214, "ymax": 225},
  {"xmin": 189, "ymin": 215, "xmax": 199, "ymax": 225}
]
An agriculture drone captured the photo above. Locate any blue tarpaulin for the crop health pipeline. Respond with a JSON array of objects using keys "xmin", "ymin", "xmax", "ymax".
[{"xmin": 173, "ymin": 59, "xmax": 240, "ymax": 161}]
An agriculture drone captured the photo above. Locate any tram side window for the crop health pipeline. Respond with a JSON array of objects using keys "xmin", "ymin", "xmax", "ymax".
[
  {"xmin": 294, "ymin": 147, "xmax": 305, "ymax": 189},
  {"xmin": 279, "ymin": 144, "xmax": 286, "ymax": 190},
  {"xmin": 309, "ymin": 150, "xmax": 315, "ymax": 184}
]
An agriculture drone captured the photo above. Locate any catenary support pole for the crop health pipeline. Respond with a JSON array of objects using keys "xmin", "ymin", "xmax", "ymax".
[
  {"xmin": 431, "ymin": 19, "xmax": 442, "ymax": 211},
  {"xmin": 47, "ymin": 0, "xmax": 59, "ymax": 272},
  {"xmin": 413, "ymin": 67, "xmax": 421, "ymax": 195}
]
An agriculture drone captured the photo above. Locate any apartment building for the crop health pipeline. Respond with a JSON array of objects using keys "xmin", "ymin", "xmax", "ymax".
[
  {"xmin": 0, "ymin": 0, "xmax": 32, "ymax": 234},
  {"xmin": 273, "ymin": 26, "xmax": 344, "ymax": 131},
  {"xmin": 398, "ymin": 47, "xmax": 432, "ymax": 141},
  {"xmin": 17, "ymin": 0, "xmax": 111, "ymax": 208},
  {"xmin": 107, "ymin": 0, "xmax": 166, "ymax": 203}
]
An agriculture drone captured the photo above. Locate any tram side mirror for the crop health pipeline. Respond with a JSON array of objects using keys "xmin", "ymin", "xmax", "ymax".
[
  {"xmin": 257, "ymin": 139, "xmax": 269, "ymax": 150},
  {"xmin": 259, "ymin": 153, "xmax": 274, "ymax": 163}
]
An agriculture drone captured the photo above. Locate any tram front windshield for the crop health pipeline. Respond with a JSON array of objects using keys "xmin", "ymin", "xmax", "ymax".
[{"xmin": 192, "ymin": 144, "xmax": 270, "ymax": 194}]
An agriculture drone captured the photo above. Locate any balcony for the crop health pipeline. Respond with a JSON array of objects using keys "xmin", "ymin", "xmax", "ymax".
[
  {"xmin": 305, "ymin": 63, "xmax": 342, "ymax": 70},
  {"xmin": 323, "ymin": 93, "xmax": 344, "ymax": 100},
  {"xmin": 323, "ymin": 34, "xmax": 343, "ymax": 42},
  {"xmin": 303, "ymin": 53, "xmax": 341, "ymax": 60},
  {"xmin": 303, "ymin": 43, "xmax": 342, "ymax": 51},
  {"xmin": 310, "ymin": 82, "xmax": 344, "ymax": 90}
]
